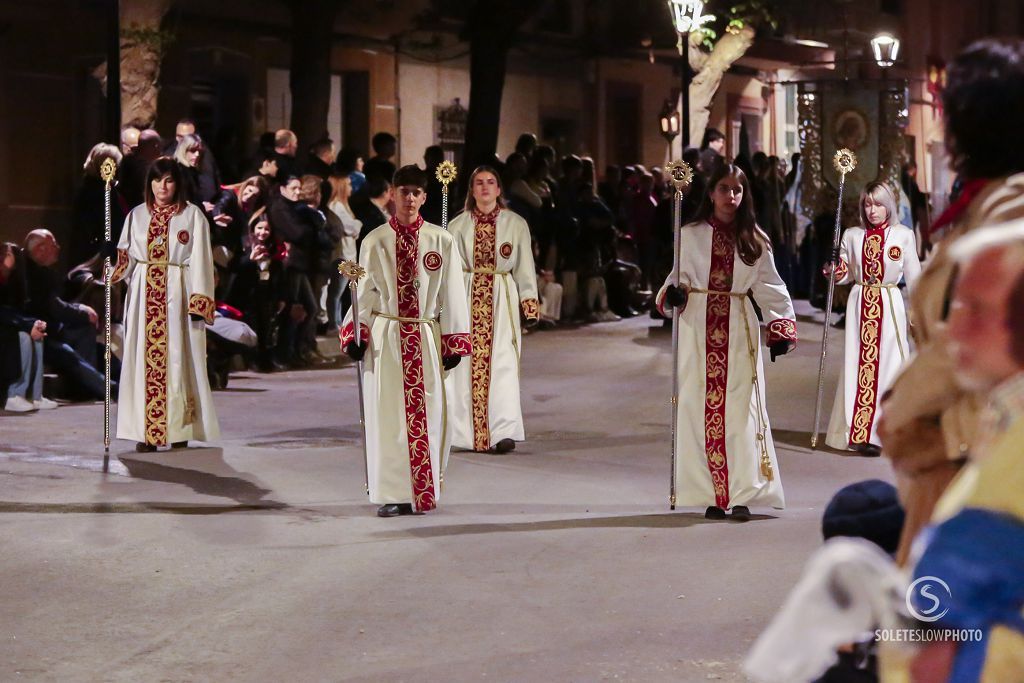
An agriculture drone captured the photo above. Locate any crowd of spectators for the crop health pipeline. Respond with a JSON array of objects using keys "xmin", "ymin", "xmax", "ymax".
[{"xmin": 0, "ymin": 107, "xmax": 927, "ymax": 411}]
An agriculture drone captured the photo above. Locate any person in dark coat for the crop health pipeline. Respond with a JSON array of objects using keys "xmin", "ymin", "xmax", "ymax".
[{"xmin": 69, "ymin": 143, "xmax": 126, "ymax": 267}]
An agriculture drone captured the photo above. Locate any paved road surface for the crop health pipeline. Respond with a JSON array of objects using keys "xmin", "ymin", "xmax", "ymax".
[{"xmin": 0, "ymin": 306, "xmax": 891, "ymax": 682}]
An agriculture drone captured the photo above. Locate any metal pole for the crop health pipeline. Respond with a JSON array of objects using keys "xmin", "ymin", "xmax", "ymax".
[
  {"xmin": 811, "ymin": 149, "xmax": 858, "ymax": 448},
  {"xmin": 339, "ymin": 260, "xmax": 370, "ymax": 494},
  {"xmin": 100, "ymin": 158, "xmax": 116, "ymax": 473},
  {"xmin": 664, "ymin": 160, "xmax": 693, "ymax": 509},
  {"xmin": 680, "ymin": 33, "xmax": 692, "ymax": 149}
]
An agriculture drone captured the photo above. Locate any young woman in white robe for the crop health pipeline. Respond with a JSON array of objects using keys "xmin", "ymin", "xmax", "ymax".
[
  {"xmin": 340, "ymin": 165, "xmax": 472, "ymax": 518},
  {"xmin": 446, "ymin": 167, "xmax": 540, "ymax": 454},
  {"xmin": 110, "ymin": 157, "xmax": 219, "ymax": 452},
  {"xmin": 655, "ymin": 164, "xmax": 798, "ymax": 521},
  {"xmin": 825, "ymin": 182, "xmax": 921, "ymax": 454}
]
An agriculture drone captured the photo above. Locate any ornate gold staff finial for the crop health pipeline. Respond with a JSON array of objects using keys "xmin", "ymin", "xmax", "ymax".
[
  {"xmin": 436, "ymin": 160, "xmax": 458, "ymax": 230},
  {"xmin": 436, "ymin": 160, "xmax": 457, "ymax": 186},
  {"xmin": 833, "ymin": 148, "xmax": 858, "ymax": 175},
  {"xmin": 665, "ymin": 160, "xmax": 694, "ymax": 191},
  {"xmin": 338, "ymin": 260, "xmax": 366, "ymax": 282},
  {"xmin": 100, "ymin": 157, "xmax": 117, "ymax": 183}
]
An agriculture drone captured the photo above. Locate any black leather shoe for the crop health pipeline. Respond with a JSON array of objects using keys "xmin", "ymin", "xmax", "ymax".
[
  {"xmin": 170, "ymin": 441, "xmax": 188, "ymax": 449},
  {"xmin": 135, "ymin": 442, "xmax": 156, "ymax": 453},
  {"xmin": 704, "ymin": 505, "xmax": 727, "ymax": 520},
  {"xmin": 731, "ymin": 505, "xmax": 751, "ymax": 521},
  {"xmin": 492, "ymin": 438, "xmax": 516, "ymax": 454},
  {"xmin": 377, "ymin": 504, "xmax": 402, "ymax": 518},
  {"xmin": 856, "ymin": 444, "xmax": 882, "ymax": 457}
]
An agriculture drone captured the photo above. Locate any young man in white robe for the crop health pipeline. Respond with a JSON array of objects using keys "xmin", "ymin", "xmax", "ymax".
[
  {"xmin": 110, "ymin": 157, "xmax": 219, "ymax": 452},
  {"xmin": 656, "ymin": 164, "xmax": 798, "ymax": 521},
  {"xmin": 446, "ymin": 166, "xmax": 540, "ymax": 454},
  {"xmin": 824, "ymin": 182, "xmax": 921, "ymax": 455},
  {"xmin": 340, "ymin": 165, "xmax": 472, "ymax": 517}
]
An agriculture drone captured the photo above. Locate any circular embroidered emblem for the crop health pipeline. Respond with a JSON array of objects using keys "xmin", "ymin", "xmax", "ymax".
[
  {"xmin": 423, "ymin": 251, "xmax": 442, "ymax": 271},
  {"xmin": 499, "ymin": 242, "xmax": 513, "ymax": 259},
  {"xmin": 177, "ymin": 230, "xmax": 191, "ymax": 245},
  {"xmin": 888, "ymin": 245, "xmax": 902, "ymax": 261}
]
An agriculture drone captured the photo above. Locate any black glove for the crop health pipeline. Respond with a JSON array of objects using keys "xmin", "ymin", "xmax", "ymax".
[
  {"xmin": 189, "ymin": 313, "xmax": 204, "ymax": 322},
  {"xmin": 442, "ymin": 355, "xmax": 461, "ymax": 371},
  {"xmin": 769, "ymin": 340, "xmax": 794, "ymax": 362},
  {"xmin": 664, "ymin": 284, "xmax": 688, "ymax": 309},
  {"xmin": 101, "ymin": 240, "xmax": 118, "ymax": 260},
  {"xmin": 346, "ymin": 340, "xmax": 368, "ymax": 362}
]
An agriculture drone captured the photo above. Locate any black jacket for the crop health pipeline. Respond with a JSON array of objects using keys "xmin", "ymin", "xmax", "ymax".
[
  {"xmin": 354, "ymin": 200, "xmax": 389, "ymax": 257},
  {"xmin": 23, "ymin": 257, "xmax": 91, "ymax": 337}
]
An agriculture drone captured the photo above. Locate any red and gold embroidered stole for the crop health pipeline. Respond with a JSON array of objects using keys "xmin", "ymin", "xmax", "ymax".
[
  {"xmin": 469, "ymin": 208, "xmax": 500, "ymax": 451},
  {"xmin": 391, "ymin": 215, "xmax": 437, "ymax": 512},
  {"xmin": 850, "ymin": 226, "xmax": 886, "ymax": 445},
  {"xmin": 704, "ymin": 219, "xmax": 735, "ymax": 509},
  {"xmin": 143, "ymin": 204, "xmax": 176, "ymax": 445}
]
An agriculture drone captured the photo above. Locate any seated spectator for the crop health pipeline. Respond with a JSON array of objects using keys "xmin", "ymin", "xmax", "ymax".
[
  {"xmin": 69, "ymin": 143, "xmax": 125, "ymax": 267},
  {"xmin": 250, "ymin": 149, "xmax": 279, "ymax": 184},
  {"xmin": 0, "ymin": 242, "xmax": 57, "ymax": 412},
  {"xmin": 353, "ymin": 176, "xmax": 392, "ymax": 254},
  {"xmin": 273, "ymin": 129, "xmax": 299, "ymax": 183},
  {"xmin": 117, "ymin": 129, "xmax": 162, "ymax": 209},
  {"xmin": 537, "ymin": 269, "xmax": 562, "ymax": 329},
  {"xmin": 268, "ymin": 176, "xmax": 324, "ymax": 366},
  {"xmin": 363, "ymin": 132, "xmax": 397, "ymax": 184},
  {"xmin": 299, "ymin": 173, "xmax": 342, "ymax": 338},
  {"xmin": 175, "ymin": 133, "xmax": 212, "ymax": 207},
  {"xmin": 231, "ymin": 209, "xmax": 286, "ymax": 372},
  {"xmin": 20, "ymin": 230, "xmax": 114, "ymax": 400},
  {"xmin": 206, "ymin": 294, "xmax": 258, "ymax": 390},
  {"xmin": 335, "ymin": 146, "xmax": 366, "ymax": 194},
  {"xmin": 65, "ymin": 252, "xmax": 126, "ymax": 360},
  {"xmin": 327, "ymin": 174, "xmax": 362, "ymax": 329},
  {"xmin": 120, "ymin": 125, "xmax": 140, "ymax": 155},
  {"xmin": 574, "ymin": 183, "xmax": 620, "ymax": 323},
  {"xmin": 210, "ymin": 175, "xmax": 268, "ymax": 298}
]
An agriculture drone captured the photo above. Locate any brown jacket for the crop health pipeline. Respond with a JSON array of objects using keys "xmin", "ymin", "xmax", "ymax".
[{"xmin": 882, "ymin": 172, "xmax": 1024, "ymax": 563}]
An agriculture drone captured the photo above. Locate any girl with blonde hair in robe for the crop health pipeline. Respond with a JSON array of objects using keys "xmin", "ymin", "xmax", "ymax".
[
  {"xmin": 110, "ymin": 157, "xmax": 219, "ymax": 452},
  {"xmin": 824, "ymin": 181, "xmax": 921, "ymax": 455},
  {"xmin": 447, "ymin": 166, "xmax": 540, "ymax": 454},
  {"xmin": 655, "ymin": 163, "xmax": 797, "ymax": 521}
]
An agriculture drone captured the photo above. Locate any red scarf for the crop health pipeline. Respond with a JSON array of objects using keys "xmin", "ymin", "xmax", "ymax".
[
  {"xmin": 473, "ymin": 207, "xmax": 501, "ymax": 226},
  {"xmin": 389, "ymin": 215, "xmax": 424, "ymax": 233}
]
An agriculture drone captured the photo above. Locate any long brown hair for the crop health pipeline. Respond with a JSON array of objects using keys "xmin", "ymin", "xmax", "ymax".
[
  {"xmin": 144, "ymin": 157, "xmax": 188, "ymax": 214},
  {"xmin": 464, "ymin": 165, "xmax": 508, "ymax": 213},
  {"xmin": 695, "ymin": 163, "xmax": 769, "ymax": 266}
]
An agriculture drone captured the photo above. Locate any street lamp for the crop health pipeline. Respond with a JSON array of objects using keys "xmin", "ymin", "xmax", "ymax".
[
  {"xmin": 659, "ymin": 100, "xmax": 680, "ymax": 158},
  {"xmin": 870, "ymin": 33, "xmax": 900, "ymax": 68},
  {"xmin": 666, "ymin": 0, "xmax": 710, "ymax": 148}
]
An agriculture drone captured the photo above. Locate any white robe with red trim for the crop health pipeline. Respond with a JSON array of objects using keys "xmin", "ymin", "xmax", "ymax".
[
  {"xmin": 445, "ymin": 209, "xmax": 539, "ymax": 451},
  {"xmin": 655, "ymin": 220, "xmax": 796, "ymax": 510},
  {"xmin": 825, "ymin": 224, "xmax": 921, "ymax": 450},
  {"xmin": 340, "ymin": 218, "xmax": 471, "ymax": 510},
  {"xmin": 112, "ymin": 202, "xmax": 220, "ymax": 446}
]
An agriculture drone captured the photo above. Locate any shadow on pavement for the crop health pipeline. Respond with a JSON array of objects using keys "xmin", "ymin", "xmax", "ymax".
[
  {"xmin": 118, "ymin": 450, "xmax": 286, "ymax": 507},
  {"xmin": 772, "ymin": 429, "xmax": 861, "ymax": 456},
  {"xmin": 371, "ymin": 511, "xmax": 777, "ymax": 539}
]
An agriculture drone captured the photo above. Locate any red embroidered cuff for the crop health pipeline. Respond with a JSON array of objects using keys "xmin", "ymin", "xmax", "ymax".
[
  {"xmin": 441, "ymin": 333, "xmax": 472, "ymax": 357},
  {"xmin": 108, "ymin": 249, "xmax": 131, "ymax": 283},
  {"xmin": 339, "ymin": 321, "xmax": 370, "ymax": 348},
  {"xmin": 188, "ymin": 294, "xmax": 215, "ymax": 324},
  {"xmin": 767, "ymin": 319, "xmax": 798, "ymax": 344},
  {"xmin": 834, "ymin": 259, "xmax": 849, "ymax": 282},
  {"xmin": 521, "ymin": 298, "xmax": 540, "ymax": 321}
]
